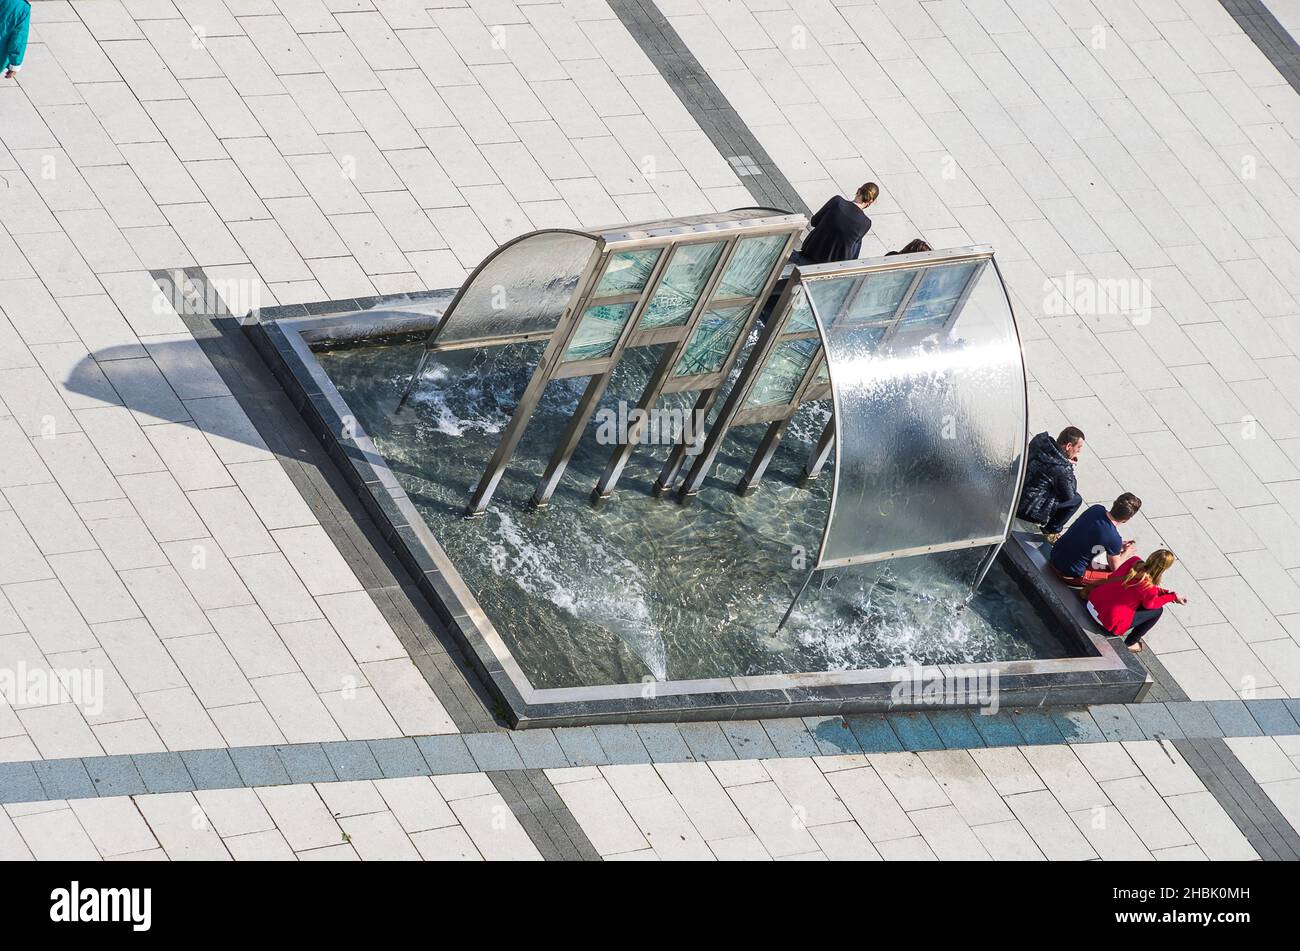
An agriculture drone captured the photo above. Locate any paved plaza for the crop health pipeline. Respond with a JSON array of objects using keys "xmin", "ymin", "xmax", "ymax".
[{"xmin": 1, "ymin": 0, "xmax": 1300, "ymax": 860}]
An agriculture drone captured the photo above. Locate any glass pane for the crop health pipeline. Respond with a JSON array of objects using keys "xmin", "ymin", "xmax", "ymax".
[
  {"xmin": 745, "ymin": 338, "xmax": 820, "ymax": 406},
  {"xmin": 433, "ymin": 231, "xmax": 599, "ymax": 345},
  {"xmin": 899, "ymin": 262, "xmax": 978, "ymax": 326},
  {"xmin": 785, "ymin": 293, "xmax": 816, "ymax": 333},
  {"xmin": 814, "ymin": 360, "xmax": 829, "ymax": 383},
  {"xmin": 715, "ymin": 234, "xmax": 787, "ymax": 298},
  {"xmin": 594, "ymin": 248, "xmax": 662, "ymax": 296},
  {"xmin": 673, "ymin": 303, "xmax": 753, "ymax": 377},
  {"xmin": 640, "ymin": 242, "xmax": 725, "ymax": 329},
  {"xmin": 563, "ymin": 302, "xmax": 636, "ymax": 361},
  {"xmin": 843, "ymin": 269, "xmax": 917, "ymax": 325},
  {"xmin": 818, "ymin": 262, "xmax": 1024, "ymax": 569}
]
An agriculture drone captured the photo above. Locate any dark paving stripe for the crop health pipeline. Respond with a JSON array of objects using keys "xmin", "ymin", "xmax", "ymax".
[
  {"xmin": 6, "ymin": 700, "xmax": 1300, "ymax": 806},
  {"xmin": 1174, "ymin": 737, "xmax": 1300, "ymax": 861},
  {"xmin": 608, "ymin": 0, "xmax": 809, "ymax": 215},
  {"xmin": 145, "ymin": 268, "xmax": 504, "ymax": 734},
  {"xmin": 489, "ymin": 770, "xmax": 603, "ymax": 862},
  {"xmin": 1220, "ymin": 0, "xmax": 1300, "ymax": 90}
]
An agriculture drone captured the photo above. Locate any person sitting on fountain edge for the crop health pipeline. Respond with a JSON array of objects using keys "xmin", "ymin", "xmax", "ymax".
[
  {"xmin": 1017, "ymin": 426, "xmax": 1085, "ymax": 543},
  {"xmin": 1048, "ymin": 492, "xmax": 1141, "ymax": 588},
  {"xmin": 793, "ymin": 183, "xmax": 879, "ymax": 265}
]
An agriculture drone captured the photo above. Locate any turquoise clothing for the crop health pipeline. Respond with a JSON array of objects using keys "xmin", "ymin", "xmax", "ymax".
[{"xmin": 1, "ymin": 0, "xmax": 30, "ymax": 71}]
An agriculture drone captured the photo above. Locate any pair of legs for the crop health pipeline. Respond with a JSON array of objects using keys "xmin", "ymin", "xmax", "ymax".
[
  {"xmin": 1123, "ymin": 607, "xmax": 1164, "ymax": 650},
  {"xmin": 1042, "ymin": 491, "xmax": 1083, "ymax": 536}
]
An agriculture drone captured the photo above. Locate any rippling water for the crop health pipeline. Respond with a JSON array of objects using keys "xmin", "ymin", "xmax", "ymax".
[{"xmin": 316, "ymin": 337, "xmax": 1070, "ymax": 689}]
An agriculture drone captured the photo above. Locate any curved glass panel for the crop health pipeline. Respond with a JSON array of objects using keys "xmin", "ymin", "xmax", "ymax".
[
  {"xmin": 716, "ymin": 234, "xmax": 788, "ymax": 298},
  {"xmin": 430, "ymin": 231, "xmax": 599, "ymax": 346},
  {"xmin": 745, "ymin": 338, "xmax": 820, "ymax": 406},
  {"xmin": 564, "ymin": 302, "xmax": 636, "ymax": 361},
  {"xmin": 673, "ymin": 303, "xmax": 753, "ymax": 377},
  {"xmin": 640, "ymin": 241, "xmax": 725, "ymax": 329},
  {"xmin": 595, "ymin": 248, "xmax": 662, "ymax": 296},
  {"xmin": 814, "ymin": 259, "xmax": 1024, "ymax": 569},
  {"xmin": 844, "ymin": 269, "xmax": 916, "ymax": 325}
]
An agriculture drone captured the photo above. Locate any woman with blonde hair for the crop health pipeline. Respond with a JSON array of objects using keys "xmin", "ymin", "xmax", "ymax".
[{"xmin": 1084, "ymin": 549, "xmax": 1187, "ymax": 652}]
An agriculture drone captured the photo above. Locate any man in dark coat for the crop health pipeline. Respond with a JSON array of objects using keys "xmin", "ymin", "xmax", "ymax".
[
  {"xmin": 794, "ymin": 183, "xmax": 878, "ymax": 265},
  {"xmin": 1017, "ymin": 427, "xmax": 1085, "ymax": 541}
]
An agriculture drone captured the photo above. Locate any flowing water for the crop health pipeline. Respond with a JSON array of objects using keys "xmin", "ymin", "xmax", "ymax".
[{"xmin": 316, "ymin": 337, "xmax": 1072, "ymax": 690}]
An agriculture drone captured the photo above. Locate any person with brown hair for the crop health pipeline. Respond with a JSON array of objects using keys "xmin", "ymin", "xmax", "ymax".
[
  {"xmin": 794, "ymin": 183, "xmax": 879, "ymax": 265},
  {"xmin": 1048, "ymin": 492, "xmax": 1142, "ymax": 587},
  {"xmin": 886, "ymin": 238, "xmax": 932, "ymax": 256},
  {"xmin": 1085, "ymin": 549, "xmax": 1186, "ymax": 652}
]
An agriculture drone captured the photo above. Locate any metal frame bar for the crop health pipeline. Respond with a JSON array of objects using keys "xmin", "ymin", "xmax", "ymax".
[
  {"xmin": 463, "ymin": 243, "xmax": 608, "ymax": 517},
  {"xmin": 590, "ymin": 233, "xmax": 750, "ymax": 503},
  {"xmin": 802, "ymin": 416, "xmax": 835, "ymax": 484},
  {"xmin": 674, "ymin": 275, "xmax": 803, "ymax": 499},
  {"xmin": 651, "ymin": 230, "xmax": 801, "ymax": 494},
  {"xmin": 530, "ymin": 244, "xmax": 675, "ymax": 508}
]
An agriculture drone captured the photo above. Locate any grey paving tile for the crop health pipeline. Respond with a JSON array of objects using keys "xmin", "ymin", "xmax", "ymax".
[
  {"xmin": 634, "ymin": 723, "xmax": 693, "ymax": 762},
  {"xmin": 847, "ymin": 713, "xmax": 905, "ymax": 752},
  {"xmin": 1167, "ymin": 701, "xmax": 1225, "ymax": 738},
  {"xmin": 1011, "ymin": 710, "xmax": 1067, "ymax": 745},
  {"xmin": 32, "ymin": 759, "xmax": 96, "ymax": 801},
  {"xmin": 971, "ymin": 711, "xmax": 1025, "ymax": 746},
  {"xmin": 551, "ymin": 727, "xmax": 610, "ymax": 767},
  {"xmin": 414, "ymin": 734, "xmax": 479, "ymax": 775},
  {"xmin": 677, "ymin": 722, "xmax": 737, "ymax": 761},
  {"xmin": 1127, "ymin": 703, "xmax": 1185, "ymax": 740},
  {"xmin": 180, "ymin": 749, "xmax": 242, "ymax": 790},
  {"xmin": 887, "ymin": 712, "xmax": 945, "ymax": 751},
  {"xmin": 0, "ymin": 762, "xmax": 46, "ymax": 804},
  {"xmin": 925, "ymin": 710, "xmax": 984, "ymax": 749},
  {"xmin": 1206, "ymin": 700, "xmax": 1264, "ymax": 737},
  {"xmin": 592, "ymin": 724, "xmax": 652, "ymax": 764},
  {"xmin": 1051, "ymin": 709, "xmax": 1106, "ymax": 743},
  {"xmin": 510, "ymin": 730, "xmax": 569, "ymax": 769},
  {"xmin": 763, "ymin": 717, "xmax": 820, "ymax": 756},
  {"xmin": 464, "ymin": 731, "xmax": 527, "ymax": 772},
  {"xmin": 1244, "ymin": 699, "xmax": 1300, "ymax": 735},
  {"xmin": 720, "ymin": 720, "xmax": 778, "ymax": 759},
  {"xmin": 1089, "ymin": 704, "xmax": 1146, "ymax": 742},
  {"xmin": 367, "ymin": 737, "xmax": 430, "ymax": 778},
  {"xmin": 230, "ymin": 744, "xmax": 293, "ymax": 787},
  {"xmin": 320, "ymin": 740, "xmax": 383, "ymax": 781},
  {"xmin": 803, "ymin": 716, "xmax": 862, "ymax": 755},
  {"xmin": 82, "ymin": 755, "xmax": 147, "ymax": 798},
  {"xmin": 274, "ymin": 743, "xmax": 338, "ymax": 784},
  {"xmin": 132, "ymin": 752, "xmax": 195, "ymax": 793}
]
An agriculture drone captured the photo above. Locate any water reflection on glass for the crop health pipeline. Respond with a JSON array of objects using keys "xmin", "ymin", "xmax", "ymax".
[
  {"xmin": 746, "ymin": 338, "xmax": 820, "ymax": 406},
  {"xmin": 594, "ymin": 248, "xmax": 662, "ymax": 297},
  {"xmin": 639, "ymin": 241, "xmax": 725, "ymax": 329},
  {"xmin": 563, "ymin": 303, "xmax": 635, "ymax": 361},
  {"xmin": 674, "ymin": 303, "xmax": 752, "ymax": 376},
  {"xmin": 716, "ymin": 234, "xmax": 787, "ymax": 298}
]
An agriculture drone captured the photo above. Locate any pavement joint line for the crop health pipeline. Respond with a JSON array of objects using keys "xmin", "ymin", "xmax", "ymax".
[{"xmin": 5, "ymin": 701, "xmax": 1299, "ymax": 807}]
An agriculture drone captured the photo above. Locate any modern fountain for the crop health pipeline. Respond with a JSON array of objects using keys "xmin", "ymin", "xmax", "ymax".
[{"xmin": 248, "ymin": 209, "xmax": 1149, "ymax": 727}]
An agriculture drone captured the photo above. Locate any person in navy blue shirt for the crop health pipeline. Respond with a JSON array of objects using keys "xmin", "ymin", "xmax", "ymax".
[{"xmin": 1048, "ymin": 493, "xmax": 1142, "ymax": 587}]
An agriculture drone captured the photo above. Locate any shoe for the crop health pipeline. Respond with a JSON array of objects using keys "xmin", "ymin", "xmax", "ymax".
[
  {"xmin": 1127, "ymin": 643, "xmax": 1143, "ymax": 653},
  {"xmin": 1043, "ymin": 531, "xmax": 1061, "ymax": 544}
]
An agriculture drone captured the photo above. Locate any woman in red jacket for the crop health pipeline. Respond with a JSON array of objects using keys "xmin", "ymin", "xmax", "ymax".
[{"xmin": 1085, "ymin": 550, "xmax": 1186, "ymax": 653}]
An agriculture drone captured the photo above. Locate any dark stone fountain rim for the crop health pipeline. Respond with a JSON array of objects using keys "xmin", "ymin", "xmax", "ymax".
[{"xmin": 246, "ymin": 298, "xmax": 1149, "ymax": 728}]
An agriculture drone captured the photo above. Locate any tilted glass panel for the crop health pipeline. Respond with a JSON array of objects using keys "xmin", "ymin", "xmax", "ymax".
[
  {"xmin": 786, "ymin": 293, "xmax": 816, "ymax": 333},
  {"xmin": 842, "ymin": 269, "xmax": 917, "ymax": 326},
  {"xmin": 714, "ymin": 234, "xmax": 788, "ymax": 298},
  {"xmin": 594, "ymin": 248, "xmax": 662, "ymax": 297},
  {"xmin": 814, "ymin": 360, "xmax": 829, "ymax": 383},
  {"xmin": 640, "ymin": 241, "xmax": 725, "ymax": 329},
  {"xmin": 815, "ymin": 260, "xmax": 1024, "ymax": 569},
  {"xmin": 563, "ymin": 303, "xmax": 637, "ymax": 361},
  {"xmin": 673, "ymin": 303, "xmax": 753, "ymax": 377},
  {"xmin": 745, "ymin": 338, "xmax": 820, "ymax": 406},
  {"xmin": 431, "ymin": 231, "xmax": 599, "ymax": 346}
]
